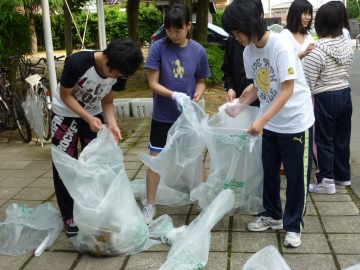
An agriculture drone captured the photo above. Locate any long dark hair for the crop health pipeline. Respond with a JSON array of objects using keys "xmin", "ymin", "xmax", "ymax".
[
  {"xmin": 163, "ymin": 3, "xmax": 191, "ymax": 46},
  {"xmin": 285, "ymin": 0, "xmax": 313, "ymax": 34},
  {"xmin": 222, "ymin": 0, "xmax": 266, "ymax": 42}
]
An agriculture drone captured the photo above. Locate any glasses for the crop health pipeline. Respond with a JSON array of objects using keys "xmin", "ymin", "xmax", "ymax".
[
  {"xmin": 229, "ymin": 31, "xmax": 241, "ymax": 38},
  {"xmin": 109, "ymin": 69, "xmax": 126, "ymax": 79}
]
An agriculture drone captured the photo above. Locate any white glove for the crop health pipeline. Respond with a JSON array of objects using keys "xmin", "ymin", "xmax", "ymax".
[
  {"xmin": 218, "ymin": 98, "xmax": 240, "ymax": 112},
  {"xmin": 172, "ymin": 92, "xmax": 189, "ymax": 106}
]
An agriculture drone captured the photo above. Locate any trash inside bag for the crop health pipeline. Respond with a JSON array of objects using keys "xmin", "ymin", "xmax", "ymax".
[
  {"xmin": 22, "ymin": 84, "xmax": 44, "ymax": 146},
  {"xmin": 0, "ymin": 203, "xmax": 63, "ymax": 256},
  {"xmin": 148, "ymin": 214, "xmax": 187, "ymax": 245},
  {"xmin": 138, "ymin": 100, "xmax": 208, "ymax": 194},
  {"xmin": 131, "ymin": 178, "xmax": 192, "ymax": 206},
  {"xmin": 159, "ymin": 189, "xmax": 235, "ymax": 270},
  {"xmin": 242, "ymin": 245, "xmax": 291, "ymax": 270},
  {"xmin": 51, "ymin": 126, "xmax": 159, "ymax": 256},
  {"xmin": 191, "ymin": 104, "xmax": 264, "ymax": 215}
]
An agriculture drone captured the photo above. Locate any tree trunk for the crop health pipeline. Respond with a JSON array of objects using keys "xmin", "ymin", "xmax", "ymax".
[
  {"xmin": 194, "ymin": 0, "xmax": 208, "ymax": 42},
  {"xmin": 29, "ymin": 13, "xmax": 38, "ymax": 54},
  {"xmin": 63, "ymin": 2, "xmax": 73, "ymax": 56},
  {"xmin": 127, "ymin": 0, "xmax": 141, "ymax": 46}
]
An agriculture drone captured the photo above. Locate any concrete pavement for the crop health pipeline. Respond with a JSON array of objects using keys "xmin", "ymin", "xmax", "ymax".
[
  {"xmin": 0, "ymin": 50, "xmax": 359, "ymax": 270},
  {"xmin": 1, "ymin": 117, "xmax": 360, "ymax": 270}
]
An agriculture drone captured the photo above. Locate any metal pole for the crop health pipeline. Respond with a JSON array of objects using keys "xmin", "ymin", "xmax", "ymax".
[
  {"xmin": 41, "ymin": 0, "xmax": 57, "ymax": 98},
  {"xmin": 97, "ymin": 0, "xmax": 107, "ymax": 50},
  {"xmin": 269, "ymin": 0, "xmax": 271, "ymax": 18}
]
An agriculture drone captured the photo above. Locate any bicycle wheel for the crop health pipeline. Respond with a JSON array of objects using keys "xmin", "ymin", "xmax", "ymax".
[
  {"xmin": 38, "ymin": 87, "xmax": 51, "ymax": 140},
  {"xmin": 0, "ymin": 99, "xmax": 8, "ymax": 130},
  {"xmin": 11, "ymin": 93, "xmax": 32, "ymax": 143}
]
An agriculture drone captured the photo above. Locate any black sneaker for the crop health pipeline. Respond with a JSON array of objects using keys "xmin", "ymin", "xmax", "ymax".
[{"xmin": 65, "ymin": 218, "xmax": 79, "ymax": 237}]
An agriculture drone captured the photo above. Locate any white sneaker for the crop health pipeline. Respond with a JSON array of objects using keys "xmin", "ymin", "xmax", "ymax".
[
  {"xmin": 284, "ymin": 232, "xmax": 301, "ymax": 248},
  {"xmin": 334, "ymin": 180, "xmax": 351, "ymax": 186},
  {"xmin": 247, "ymin": 216, "xmax": 283, "ymax": 231},
  {"xmin": 143, "ymin": 204, "xmax": 156, "ymax": 224},
  {"xmin": 309, "ymin": 178, "xmax": 336, "ymax": 194}
]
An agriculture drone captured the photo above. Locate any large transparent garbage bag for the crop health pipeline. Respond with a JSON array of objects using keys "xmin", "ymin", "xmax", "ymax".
[
  {"xmin": 0, "ymin": 203, "xmax": 63, "ymax": 256},
  {"xmin": 148, "ymin": 214, "xmax": 187, "ymax": 245},
  {"xmin": 138, "ymin": 100, "xmax": 208, "ymax": 195},
  {"xmin": 22, "ymin": 74, "xmax": 44, "ymax": 146},
  {"xmin": 344, "ymin": 264, "xmax": 360, "ymax": 270},
  {"xmin": 159, "ymin": 189, "xmax": 235, "ymax": 270},
  {"xmin": 242, "ymin": 245, "xmax": 291, "ymax": 270},
  {"xmin": 130, "ymin": 178, "xmax": 192, "ymax": 206},
  {"xmin": 51, "ymin": 126, "xmax": 159, "ymax": 256},
  {"xmin": 190, "ymin": 104, "xmax": 264, "ymax": 215}
]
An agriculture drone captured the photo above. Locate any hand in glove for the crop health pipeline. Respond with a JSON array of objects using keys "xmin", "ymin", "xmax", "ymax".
[{"xmin": 172, "ymin": 92, "xmax": 190, "ymax": 111}]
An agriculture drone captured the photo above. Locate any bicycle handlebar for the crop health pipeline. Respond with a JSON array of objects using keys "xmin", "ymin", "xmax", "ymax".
[{"xmin": 8, "ymin": 55, "xmax": 65, "ymax": 67}]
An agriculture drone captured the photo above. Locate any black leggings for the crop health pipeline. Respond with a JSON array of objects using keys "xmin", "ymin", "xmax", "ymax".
[{"xmin": 51, "ymin": 111, "xmax": 104, "ymax": 222}]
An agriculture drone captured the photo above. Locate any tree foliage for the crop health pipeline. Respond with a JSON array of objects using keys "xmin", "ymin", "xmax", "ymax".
[
  {"xmin": 34, "ymin": 4, "xmax": 162, "ymax": 50},
  {"xmin": 0, "ymin": 0, "xmax": 32, "ymax": 60},
  {"xmin": 347, "ymin": 0, "xmax": 360, "ymax": 18},
  {"xmin": 212, "ymin": 9, "xmax": 224, "ymax": 27}
]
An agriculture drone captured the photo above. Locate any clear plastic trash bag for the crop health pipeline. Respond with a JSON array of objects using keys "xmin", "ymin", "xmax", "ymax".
[
  {"xmin": 344, "ymin": 264, "xmax": 360, "ymax": 270},
  {"xmin": 0, "ymin": 203, "xmax": 63, "ymax": 256},
  {"xmin": 242, "ymin": 245, "xmax": 291, "ymax": 270},
  {"xmin": 159, "ymin": 189, "xmax": 235, "ymax": 270},
  {"xmin": 22, "ymin": 87, "xmax": 44, "ymax": 146},
  {"xmin": 148, "ymin": 214, "xmax": 187, "ymax": 245},
  {"xmin": 51, "ymin": 126, "xmax": 159, "ymax": 256},
  {"xmin": 190, "ymin": 104, "xmax": 265, "ymax": 215},
  {"xmin": 138, "ymin": 100, "xmax": 208, "ymax": 194},
  {"xmin": 130, "ymin": 178, "xmax": 192, "ymax": 206}
]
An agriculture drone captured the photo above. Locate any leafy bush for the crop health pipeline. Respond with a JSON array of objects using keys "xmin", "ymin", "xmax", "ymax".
[
  {"xmin": 200, "ymin": 42, "xmax": 224, "ymax": 85},
  {"xmin": 212, "ymin": 9, "xmax": 224, "ymax": 28},
  {"xmin": 34, "ymin": 4, "xmax": 162, "ymax": 50},
  {"xmin": 0, "ymin": 0, "xmax": 32, "ymax": 60},
  {"xmin": 347, "ymin": 0, "xmax": 360, "ymax": 19}
]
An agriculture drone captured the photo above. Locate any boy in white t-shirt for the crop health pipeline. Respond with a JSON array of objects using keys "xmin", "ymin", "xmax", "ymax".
[{"xmin": 222, "ymin": 0, "xmax": 314, "ymax": 248}]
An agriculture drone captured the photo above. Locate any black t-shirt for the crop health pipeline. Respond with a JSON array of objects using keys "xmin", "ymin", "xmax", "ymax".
[{"xmin": 53, "ymin": 50, "xmax": 128, "ymax": 117}]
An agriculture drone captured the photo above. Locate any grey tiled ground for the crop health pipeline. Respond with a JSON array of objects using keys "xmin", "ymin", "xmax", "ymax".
[{"xmin": 0, "ymin": 117, "xmax": 359, "ymax": 270}]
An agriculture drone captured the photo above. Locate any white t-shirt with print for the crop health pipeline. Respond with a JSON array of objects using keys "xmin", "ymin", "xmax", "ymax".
[
  {"xmin": 52, "ymin": 51, "xmax": 127, "ymax": 118},
  {"xmin": 280, "ymin": 29, "xmax": 315, "ymax": 66},
  {"xmin": 244, "ymin": 32, "xmax": 314, "ymax": 134}
]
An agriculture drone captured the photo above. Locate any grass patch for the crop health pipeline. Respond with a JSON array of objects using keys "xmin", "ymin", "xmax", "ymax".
[{"xmin": 116, "ymin": 85, "xmax": 152, "ymax": 99}]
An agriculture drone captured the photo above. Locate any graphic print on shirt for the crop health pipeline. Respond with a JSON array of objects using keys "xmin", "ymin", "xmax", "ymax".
[
  {"xmin": 252, "ymin": 58, "xmax": 278, "ymax": 103},
  {"xmin": 172, "ymin": 59, "xmax": 184, "ymax": 78},
  {"xmin": 72, "ymin": 76, "xmax": 109, "ymax": 110},
  {"xmin": 52, "ymin": 115, "xmax": 78, "ymax": 157}
]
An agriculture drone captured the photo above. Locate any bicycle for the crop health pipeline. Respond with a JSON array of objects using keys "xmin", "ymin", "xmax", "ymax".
[
  {"xmin": 0, "ymin": 64, "xmax": 32, "ymax": 143},
  {"xmin": 10, "ymin": 55, "xmax": 65, "ymax": 86},
  {"xmin": 19, "ymin": 55, "xmax": 65, "ymax": 142}
]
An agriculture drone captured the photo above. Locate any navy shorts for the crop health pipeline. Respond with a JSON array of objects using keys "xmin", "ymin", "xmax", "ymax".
[{"xmin": 148, "ymin": 119, "xmax": 173, "ymax": 152}]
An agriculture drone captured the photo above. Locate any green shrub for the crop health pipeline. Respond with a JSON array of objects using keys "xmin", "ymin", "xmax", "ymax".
[
  {"xmin": 200, "ymin": 42, "xmax": 224, "ymax": 85},
  {"xmin": 347, "ymin": 0, "xmax": 360, "ymax": 18},
  {"xmin": 212, "ymin": 9, "xmax": 224, "ymax": 28},
  {"xmin": 34, "ymin": 3, "xmax": 162, "ymax": 50},
  {"xmin": 0, "ymin": 0, "xmax": 32, "ymax": 60}
]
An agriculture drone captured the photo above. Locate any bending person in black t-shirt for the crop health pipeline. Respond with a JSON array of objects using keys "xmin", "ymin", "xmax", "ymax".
[
  {"xmin": 221, "ymin": 36, "xmax": 260, "ymax": 107},
  {"xmin": 51, "ymin": 39, "xmax": 143, "ymax": 237}
]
